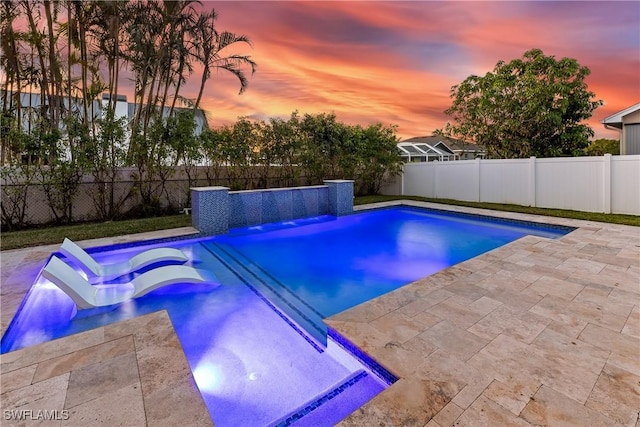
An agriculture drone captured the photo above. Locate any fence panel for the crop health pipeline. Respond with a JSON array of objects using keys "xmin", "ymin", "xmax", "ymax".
[
  {"xmin": 480, "ymin": 159, "xmax": 530, "ymax": 206},
  {"xmin": 611, "ymin": 156, "xmax": 640, "ymax": 215},
  {"xmin": 397, "ymin": 155, "xmax": 640, "ymax": 215},
  {"xmin": 4, "ymin": 157, "xmax": 639, "ymax": 228},
  {"xmin": 535, "ymin": 157, "xmax": 604, "ymax": 212},
  {"xmin": 433, "ymin": 161, "xmax": 478, "ymax": 201},
  {"xmin": 403, "ymin": 163, "xmax": 436, "ymax": 198}
]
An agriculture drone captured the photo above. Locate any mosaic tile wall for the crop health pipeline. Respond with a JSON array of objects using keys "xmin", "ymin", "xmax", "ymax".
[
  {"xmin": 191, "ymin": 186, "xmax": 230, "ymax": 235},
  {"xmin": 325, "ymin": 180, "xmax": 354, "ymax": 216},
  {"xmin": 229, "ymin": 190, "xmax": 262, "ymax": 227},
  {"xmin": 260, "ymin": 189, "xmax": 295, "ymax": 225},
  {"xmin": 192, "ymin": 181, "xmax": 353, "ymax": 235}
]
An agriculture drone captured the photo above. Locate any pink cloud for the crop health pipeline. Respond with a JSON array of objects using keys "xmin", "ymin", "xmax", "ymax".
[{"xmin": 192, "ymin": 1, "xmax": 638, "ymax": 141}]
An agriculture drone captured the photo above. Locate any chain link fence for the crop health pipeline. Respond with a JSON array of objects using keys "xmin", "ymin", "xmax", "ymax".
[{"xmin": 1, "ymin": 168, "xmax": 312, "ymax": 231}]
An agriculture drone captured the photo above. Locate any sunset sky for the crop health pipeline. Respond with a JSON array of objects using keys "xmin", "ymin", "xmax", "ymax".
[{"xmin": 178, "ymin": 1, "xmax": 638, "ymax": 140}]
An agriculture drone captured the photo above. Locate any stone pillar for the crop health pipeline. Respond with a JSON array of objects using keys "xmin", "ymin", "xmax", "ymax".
[
  {"xmin": 191, "ymin": 186, "xmax": 229, "ymax": 235},
  {"xmin": 324, "ymin": 180, "xmax": 354, "ymax": 216}
]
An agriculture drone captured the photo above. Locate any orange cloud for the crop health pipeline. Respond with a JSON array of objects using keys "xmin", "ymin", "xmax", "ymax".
[{"xmin": 192, "ymin": 1, "xmax": 639, "ymax": 141}]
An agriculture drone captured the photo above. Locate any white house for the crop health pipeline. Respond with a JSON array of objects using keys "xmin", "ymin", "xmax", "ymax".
[
  {"xmin": 601, "ymin": 102, "xmax": 640, "ymax": 155},
  {"xmin": 1, "ymin": 92, "xmax": 208, "ymax": 136}
]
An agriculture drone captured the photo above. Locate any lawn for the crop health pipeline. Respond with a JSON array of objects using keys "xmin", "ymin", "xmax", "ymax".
[
  {"xmin": 1, "ymin": 195, "xmax": 638, "ymax": 251},
  {"xmin": 1, "ymin": 215, "xmax": 192, "ymax": 251}
]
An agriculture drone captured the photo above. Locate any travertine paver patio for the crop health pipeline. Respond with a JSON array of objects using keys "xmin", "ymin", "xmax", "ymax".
[{"xmin": 1, "ymin": 202, "xmax": 639, "ymax": 426}]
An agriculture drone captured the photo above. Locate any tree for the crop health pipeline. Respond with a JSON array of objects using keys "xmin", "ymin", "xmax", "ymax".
[
  {"xmin": 1, "ymin": 0, "xmax": 24, "ymax": 164},
  {"xmin": 583, "ymin": 138, "xmax": 620, "ymax": 156},
  {"xmin": 191, "ymin": 10, "xmax": 256, "ymax": 111},
  {"xmin": 298, "ymin": 112, "xmax": 349, "ymax": 183},
  {"xmin": 90, "ymin": 107, "xmax": 130, "ymax": 220},
  {"xmin": 353, "ymin": 123, "xmax": 402, "ymax": 195},
  {"xmin": 441, "ymin": 49, "xmax": 603, "ymax": 158},
  {"xmin": 90, "ymin": 1, "xmax": 126, "ymax": 114}
]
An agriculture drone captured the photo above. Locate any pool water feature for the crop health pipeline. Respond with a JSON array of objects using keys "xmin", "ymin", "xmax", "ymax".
[{"xmin": 1, "ymin": 205, "xmax": 573, "ymax": 425}]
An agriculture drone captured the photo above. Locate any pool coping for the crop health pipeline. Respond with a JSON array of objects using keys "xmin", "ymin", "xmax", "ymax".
[{"xmin": 1, "ymin": 202, "xmax": 639, "ymax": 426}]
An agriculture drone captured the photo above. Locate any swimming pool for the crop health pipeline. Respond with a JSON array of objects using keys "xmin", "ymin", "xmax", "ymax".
[
  {"xmin": 208, "ymin": 206, "xmax": 571, "ymax": 342},
  {"xmin": 1, "ymin": 205, "xmax": 573, "ymax": 425}
]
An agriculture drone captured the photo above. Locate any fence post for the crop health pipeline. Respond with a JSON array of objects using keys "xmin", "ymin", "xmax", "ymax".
[
  {"xmin": 434, "ymin": 161, "xmax": 439, "ymax": 199},
  {"xmin": 475, "ymin": 157, "xmax": 481, "ymax": 202},
  {"xmin": 603, "ymin": 154, "xmax": 612, "ymax": 213},
  {"xmin": 528, "ymin": 157, "xmax": 536, "ymax": 207}
]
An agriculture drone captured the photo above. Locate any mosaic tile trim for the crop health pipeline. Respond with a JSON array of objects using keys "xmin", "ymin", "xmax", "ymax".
[
  {"xmin": 79, "ymin": 233, "xmax": 204, "ymax": 254},
  {"xmin": 243, "ymin": 281, "xmax": 325, "ymax": 354},
  {"xmin": 219, "ymin": 244, "xmax": 325, "ymax": 320},
  {"xmin": 200, "ymin": 243, "xmax": 325, "ymax": 353},
  {"xmin": 275, "ymin": 370, "xmax": 369, "ymax": 427},
  {"xmin": 410, "ymin": 205, "xmax": 576, "ymax": 233},
  {"xmin": 211, "ymin": 242, "xmax": 326, "ymax": 344},
  {"xmin": 328, "ymin": 327, "xmax": 398, "ymax": 386}
]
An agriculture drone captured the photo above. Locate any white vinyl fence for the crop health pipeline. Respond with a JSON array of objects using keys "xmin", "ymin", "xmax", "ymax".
[{"xmin": 381, "ymin": 154, "xmax": 640, "ymax": 215}]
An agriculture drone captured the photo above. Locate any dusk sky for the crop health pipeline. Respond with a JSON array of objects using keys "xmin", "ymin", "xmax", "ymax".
[{"xmin": 186, "ymin": 1, "xmax": 639, "ymax": 141}]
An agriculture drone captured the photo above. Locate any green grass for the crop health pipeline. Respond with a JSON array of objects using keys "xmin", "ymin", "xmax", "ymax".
[
  {"xmin": 2, "ymin": 195, "xmax": 637, "ymax": 251},
  {"xmin": 1, "ymin": 215, "xmax": 192, "ymax": 251},
  {"xmin": 355, "ymin": 195, "xmax": 640, "ymax": 227}
]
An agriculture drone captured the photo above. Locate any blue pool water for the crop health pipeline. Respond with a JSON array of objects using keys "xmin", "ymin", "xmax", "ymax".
[
  {"xmin": 1, "ymin": 206, "xmax": 572, "ymax": 425},
  {"xmin": 212, "ymin": 207, "xmax": 570, "ymax": 319},
  {"xmin": 2, "ymin": 244, "xmax": 389, "ymax": 426}
]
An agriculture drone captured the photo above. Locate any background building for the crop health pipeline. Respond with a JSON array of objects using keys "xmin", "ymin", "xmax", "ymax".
[
  {"xmin": 602, "ymin": 102, "xmax": 640, "ymax": 155},
  {"xmin": 399, "ymin": 135, "xmax": 485, "ymax": 162}
]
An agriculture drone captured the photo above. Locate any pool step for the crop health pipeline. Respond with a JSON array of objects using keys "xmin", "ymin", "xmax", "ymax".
[
  {"xmin": 216, "ymin": 243, "xmax": 324, "ymax": 317},
  {"xmin": 203, "ymin": 242, "xmax": 328, "ymax": 346},
  {"xmin": 269, "ymin": 369, "xmax": 386, "ymax": 427}
]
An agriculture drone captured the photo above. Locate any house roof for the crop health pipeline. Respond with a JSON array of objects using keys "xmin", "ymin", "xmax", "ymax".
[
  {"xmin": 601, "ymin": 102, "xmax": 640, "ymax": 129},
  {"xmin": 402, "ymin": 135, "xmax": 485, "ymax": 153},
  {"xmin": 398, "ymin": 141, "xmax": 454, "ymax": 158}
]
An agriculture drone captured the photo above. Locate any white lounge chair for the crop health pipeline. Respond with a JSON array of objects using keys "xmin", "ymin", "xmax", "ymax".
[
  {"xmin": 59, "ymin": 238, "xmax": 189, "ymax": 280},
  {"xmin": 41, "ymin": 256, "xmax": 208, "ymax": 309}
]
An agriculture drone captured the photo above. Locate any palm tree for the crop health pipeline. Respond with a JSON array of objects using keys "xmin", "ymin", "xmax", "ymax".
[
  {"xmin": 43, "ymin": 0, "xmax": 64, "ymax": 129},
  {"xmin": 155, "ymin": 0, "xmax": 198, "ymax": 118},
  {"xmin": 192, "ymin": 9, "xmax": 257, "ymax": 111},
  {"xmin": 0, "ymin": 0, "xmax": 23, "ymax": 163},
  {"xmin": 20, "ymin": 0, "xmax": 50, "ymax": 131},
  {"xmin": 123, "ymin": 0, "xmax": 164, "ymax": 140},
  {"xmin": 62, "ymin": 0, "xmax": 93, "ymax": 125},
  {"xmin": 89, "ymin": 1, "xmax": 125, "ymax": 114}
]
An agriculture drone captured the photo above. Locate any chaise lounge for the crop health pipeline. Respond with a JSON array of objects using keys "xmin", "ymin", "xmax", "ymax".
[
  {"xmin": 41, "ymin": 256, "xmax": 208, "ymax": 310},
  {"xmin": 59, "ymin": 238, "xmax": 189, "ymax": 281}
]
